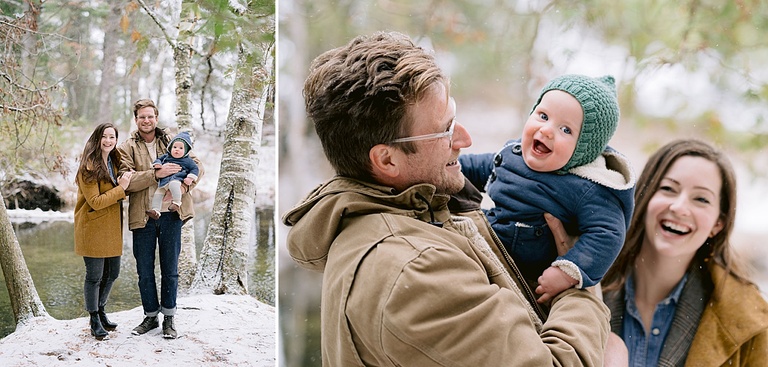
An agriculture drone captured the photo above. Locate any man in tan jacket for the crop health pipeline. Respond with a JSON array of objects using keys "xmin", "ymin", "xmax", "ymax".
[
  {"xmin": 283, "ymin": 31, "xmax": 626, "ymax": 366},
  {"xmin": 118, "ymin": 98, "xmax": 203, "ymax": 340}
]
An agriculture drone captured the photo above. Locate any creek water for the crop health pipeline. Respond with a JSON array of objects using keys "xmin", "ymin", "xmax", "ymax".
[{"xmin": 0, "ymin": 208, "xmax": 275, "ymax": 338}]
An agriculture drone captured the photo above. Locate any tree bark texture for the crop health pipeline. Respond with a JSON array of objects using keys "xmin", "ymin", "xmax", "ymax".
[
  {"xmin": 0, "ymin": 196, "xmax": 50, "ymax": 327},
  {"xmin": 173, "ymin": 3, "xmax": 197, "ymax": 290},
  {"xmin": 191, "ymin": 44, "xmax": 273, "ymax": 296}
]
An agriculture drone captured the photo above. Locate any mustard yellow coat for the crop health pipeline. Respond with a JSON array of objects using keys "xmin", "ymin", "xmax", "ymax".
[
  {"xmin": 74, "ymin": 163, "xmax": 126, "ymax": 258},
  {"xmin": 685, "ymin": 263, "xmax": 768, "ymax": 366}
]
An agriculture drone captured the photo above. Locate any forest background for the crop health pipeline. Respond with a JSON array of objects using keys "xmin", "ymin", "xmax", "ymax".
[
  {"xmin": 0, "ymin": 0, "xmax": 276, "ymax": 362},
  {"xmin": 277, "ymin": 0, "xmax": 768, "ymax": 366},
  {"xmin": 1, "ymin": 0, "xmax": 275, "ymax": 185}
]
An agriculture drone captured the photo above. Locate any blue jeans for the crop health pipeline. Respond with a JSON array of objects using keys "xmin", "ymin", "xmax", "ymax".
[
  {"xmin": 132, "ymin": 212, "xmax": 182, "ymax": 316},
  {"xmin": 83, "ymin": 256, "xmax": 121, "ymax": 313}
]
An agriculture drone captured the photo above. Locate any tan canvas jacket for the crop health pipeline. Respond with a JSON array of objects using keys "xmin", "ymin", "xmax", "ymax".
[
  {"xmin": 283, "ymin": 177, "xmax": 609, "ymax": 366},
  {"xmin": 117, "ymin": 128, "xmax": 203, "ymax": 230}
]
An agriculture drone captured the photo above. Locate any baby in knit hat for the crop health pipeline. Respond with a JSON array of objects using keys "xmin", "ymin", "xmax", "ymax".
[
  {"xmin": 459, "ymin": 74, "xmax": 636, "ymax": 303},
  {"xmin": 146, "ymin": 131, "xmax": 200, "ymax": 220}
]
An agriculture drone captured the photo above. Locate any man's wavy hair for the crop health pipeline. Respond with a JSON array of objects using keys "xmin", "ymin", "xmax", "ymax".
[
  {"xmin": 133, "ymin": 98, "xmax": 158, "ymax": 119},
  {"xmin": 303, "ymin": 31, "xmax": 446, "ymax": 181}
]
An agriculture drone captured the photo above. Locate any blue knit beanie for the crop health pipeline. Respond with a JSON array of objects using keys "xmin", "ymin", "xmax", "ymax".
[
  {"xmin": 530, "ymin": 74, "xmax": 620, "ymax": 171},
  {"xmin": 168, "ymin": 131, "xmax": 194, "ymax": 157}
]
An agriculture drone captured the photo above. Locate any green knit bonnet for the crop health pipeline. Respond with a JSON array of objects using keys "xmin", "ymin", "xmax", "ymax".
[{"xmin": 530, "ymin": 74, "xmax": 619, "ymax": 172}]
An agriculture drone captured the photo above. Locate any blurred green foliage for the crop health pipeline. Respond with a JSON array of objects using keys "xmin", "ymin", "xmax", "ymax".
[{"xmin": 283, "ymin": 0, "xmax": 768, "ymax": 155}]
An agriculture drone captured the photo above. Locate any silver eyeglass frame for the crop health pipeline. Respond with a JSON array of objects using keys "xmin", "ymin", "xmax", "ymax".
[{"xmin": 388, "ymin": 118, "xmax": 455, "ymax": 147}]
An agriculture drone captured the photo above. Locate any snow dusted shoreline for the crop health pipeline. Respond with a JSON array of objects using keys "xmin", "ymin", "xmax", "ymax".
[
  {"xmin": 5, "ymin": 208, "xmax": 74, "ymax": 224},
  {"xmin": 0, "ymin": 294, "xmax": 275, "ymax": 366}
]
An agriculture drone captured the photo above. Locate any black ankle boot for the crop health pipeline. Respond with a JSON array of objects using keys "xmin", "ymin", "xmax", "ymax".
[
  {"xmin": 89, "ymin": 312, "xmax": 109, "ymax": 340},
  {"xmin": 98, "ymin": 308, "xmax": 117, "ymax": 331}
]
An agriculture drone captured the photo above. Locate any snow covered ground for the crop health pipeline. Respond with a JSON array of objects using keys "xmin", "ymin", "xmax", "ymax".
[{"xmin": 0, "ymin": 294, "xmax": 275, "ymax": 366}]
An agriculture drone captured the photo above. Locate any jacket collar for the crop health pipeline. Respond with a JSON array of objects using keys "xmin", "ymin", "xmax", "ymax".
[
  {"xmin": 686, "ymin": 261, "xmax": 768, "ymax": 365},
  {"xmin": 604, "ymin": 260, "xmax": 710, "ymax": 366},
  {"xmin": 567, "ymin": 147, "xmax": 636, "ymax": 190},
  {"xmin": 282, "ymin": 176, "xmax": 450, "ymax": 272}
]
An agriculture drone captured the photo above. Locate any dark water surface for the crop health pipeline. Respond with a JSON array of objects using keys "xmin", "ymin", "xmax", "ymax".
[{"xmin": 0, "ymin": 208, "xmax": 275, "ymax": 338}]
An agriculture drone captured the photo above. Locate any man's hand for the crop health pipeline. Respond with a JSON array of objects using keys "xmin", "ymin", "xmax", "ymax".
[
  {"xmin": 155, "ymin": 163, "xmax": 181, "ymax": 179},
  {"xmin": 543, "ymin": 213, "xmax": 605, "ymax": 302},
  {"xmin": 535, "ymin": 266, "xmax": 578, "ymax": 304},
  {"xmin": 544, "ymin": 213, "xmax": 577, "ymax": 256}
]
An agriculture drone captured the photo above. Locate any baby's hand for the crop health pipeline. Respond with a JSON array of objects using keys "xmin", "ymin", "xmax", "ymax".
[
  {"xmin": 183, "ymin": 177, "xmax": 194, "ymax": 186},
  {"xmin": 535, "ymin": 266, "xmax": 578, "ymax": 304}
]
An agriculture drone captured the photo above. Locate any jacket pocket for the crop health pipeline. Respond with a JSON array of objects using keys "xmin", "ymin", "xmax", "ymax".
[{"xmin": 86, "ymin": 205, "xmax": 111, "ymax": 221}]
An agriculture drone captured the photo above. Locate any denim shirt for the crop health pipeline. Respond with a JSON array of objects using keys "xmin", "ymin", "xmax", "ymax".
[
  {"xmin": 622, "ymin": 273, "xmax": 688, "ymax": 367},
  {"xmin": 107, "ymin": 155, "xmax": 117, "ymax": 185}
]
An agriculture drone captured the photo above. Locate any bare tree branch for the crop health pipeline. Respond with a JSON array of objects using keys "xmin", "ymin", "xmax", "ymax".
[{"xmin": 135, "ymin": 0, "xmax": 176, "ymax": 48}]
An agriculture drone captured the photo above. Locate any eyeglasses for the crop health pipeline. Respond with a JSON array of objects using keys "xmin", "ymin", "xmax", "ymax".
[
  {"xmin": 136, "ymin": 115, "xmax": 156, "ymax": 121},
  {"xmin": 389, "ymin": 118, "xmax": 456, "ymax": 148}
]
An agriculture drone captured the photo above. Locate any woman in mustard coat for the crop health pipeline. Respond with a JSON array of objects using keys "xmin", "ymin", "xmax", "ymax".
[
  {"xmin": 601, "ymin": 139, "xmax": 768, "ymax": 366},
  {"xmin": 74, "ymin": 123, "xmax": 132, "ymax": 340}
]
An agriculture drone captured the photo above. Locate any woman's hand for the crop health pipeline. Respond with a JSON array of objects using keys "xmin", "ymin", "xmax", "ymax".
[{"xmin": 118, "ymin": 171, "xmax": 133, "ymax": 190}]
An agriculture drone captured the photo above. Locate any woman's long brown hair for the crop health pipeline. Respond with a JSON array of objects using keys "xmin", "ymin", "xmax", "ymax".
[
  {"xmin": 602, "ymin": 139, "xmax": 750, "ymax": 292},
  {"xmin": 76, "ymin": 123, "xmax": 121, "ymax": 185}
]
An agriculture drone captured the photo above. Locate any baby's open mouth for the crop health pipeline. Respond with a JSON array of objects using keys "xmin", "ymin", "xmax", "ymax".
[{"xmin": 533, "ymin": 139, "xmax": 551, "ymax": 154}]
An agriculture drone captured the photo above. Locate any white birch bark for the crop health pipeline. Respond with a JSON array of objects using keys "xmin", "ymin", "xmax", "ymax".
[
  {"xmin": 0, "ymin": 196, "xmax": 50, "ymax": 328},
  {"xmin": 172, "ymin": 2, "xmax": 198, "ymax": 291},
  {"xmin": 190, "ymin": 42, "xmax": 273, "ymax": 295}
]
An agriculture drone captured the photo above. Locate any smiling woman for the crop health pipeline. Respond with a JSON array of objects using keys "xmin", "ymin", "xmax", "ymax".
[
  {"xmin": 73, "ymin": 122, "xmax": 133, "ymax": 340},
  {"xmin": 601, "ymin": 139, "xmax": 768, "ymax": 366}
]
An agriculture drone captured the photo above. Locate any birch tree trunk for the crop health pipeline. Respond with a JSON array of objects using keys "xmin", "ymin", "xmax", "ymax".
[
  {"xmin": 173, "ymin": 3, "xmax": 198, "ymax": 292},
  {"xmin": 0, "ymin": 196, "xmax": 50, "ymax": 328},
  {"xmin": 191, "ymin": 43, "xmax": 273, "ymax": 295}
]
